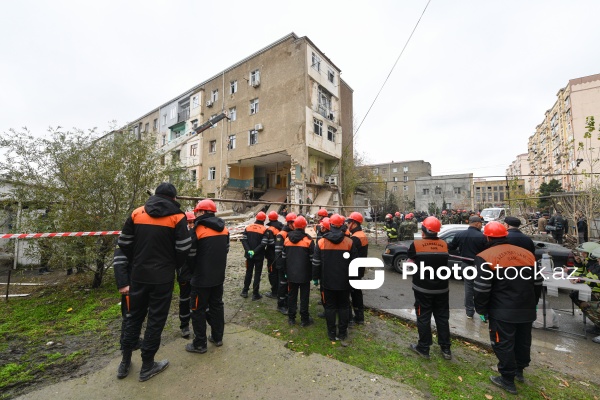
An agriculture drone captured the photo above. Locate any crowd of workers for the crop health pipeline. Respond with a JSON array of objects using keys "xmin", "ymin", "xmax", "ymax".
[{"xmin": 112, "ymin": 183, "xmax": 598, "ymax": 395}]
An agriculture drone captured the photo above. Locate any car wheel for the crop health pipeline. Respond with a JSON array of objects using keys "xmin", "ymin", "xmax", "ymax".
[{"xmin": 393, "ymin": 255, "xmax": 408, "ymax": 274}]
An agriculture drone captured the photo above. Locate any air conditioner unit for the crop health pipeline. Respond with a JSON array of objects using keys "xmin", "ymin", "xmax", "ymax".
[
  {"xmin": 325, "ymin": 176, "xmax": 338, "ymax": 185},
  {"xmin": 328, "ymin": 113, "xmax": 334, "ymax": 121},
  {"xmin": 206, "ymin": 100, "xmax": 214, "ymax": 107},
  {"xmin": 254, "ymin": 123, "xmax": 263, "ymax": 131}
]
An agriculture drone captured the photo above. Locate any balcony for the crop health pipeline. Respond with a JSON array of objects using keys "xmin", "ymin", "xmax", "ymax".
[{"xmin": 177, "ymin": 108, "xmax": 190, "ymax": 123}]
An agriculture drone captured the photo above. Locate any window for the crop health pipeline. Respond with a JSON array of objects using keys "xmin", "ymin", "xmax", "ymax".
[
  {"xmin": 192, "ymin": 95, "xmax": 199, "ymax": 109},
  {"xmin": 382, "ymin": 168, "xmax": 387, "ymax": 174},
  {"xmin": 393, "ymin": 177, "xmax": 398, "ymax": 182},
  {"xmin": 454, "ymin": 187, "xmax": 461, "ymax": 194},
  {"xmin": 249, "ymin": 130, "xmax": 258, "ymax": 145},
  {"xmin": 153, "ymin": 118, "xmax": 158, "ymax": 130},
  {"xmin": 328, "ymin": 69, "xmax": 334, "ymax": 83},
  {"xmin": 229, "ymin": 107, "xmax": 236, "ymax": 121},
  {"xmin": 423, "ymin": 188, "xmax": 430, "ymax": 195},
  {"xmin": 373, "ymin": 168, "xmax": 379, "ymax": 174},
  {"xmin": 311, "ymin": 52, "xmax": 321, "ymax": 71},
  {"xmin": 393, "ymin": 186, "xmax": 398, "ymax": 192},
  {"xmin": 192, "ymin": 119, "xmax": 198, "ymax": 129},
  {"xmin": 162, "ymin": 114, "xmax": 167, "ymax": 125},
  {"xmin": 161, "ymin": 134, "xmax": 166, "ymax": 146},
  {"xmin": 172, "ymin": 150, "xmax": 180, "ymax": 162},
  {"xmin": 144, "ymin": 122, "xmax": 149, "ymax": 133},
  {"xmin": 403, "ymin": 166, "xmax": 408, "ymax": 173},
  {"xmin": 317, "ymin": 161, "xmax": 324, "ymax": 177},
  {"xmin": 318, "ymin": 86, "xmax": 332, "ymax": 116},
  {"xmin": 211, "ymin": 89, "xmax": 218, "ymax": 102},
  {"xmin": 565, "ymin": 96, "xmax": 570, "ymax": 108},
  {"xmin": 403, "ymin": 185, "xmax": 409, "ymax": 191},
  {"xmin": 190, "ymin": 143, "xmax": 197, "ymax": 156},
  {"xmin": 230, "ymin": 80, "xmax": 237, "ymax": 94},
  {"xmin": 313, "ymin": 118, "xmax": 323, "ymax": 136},
  {"xmin": 250, "ymin": 98, "xmax": 259, "ymax": 115},
  {"xmin": 435, "ymin": 187, "xmax": 442, "ymax": 195},
  {"xmin": 209, "ymin": 140, "xmax": 216, "ymax": 153},
  {"xmin": 208, "ymin": 167, "xmax": 216, "ymax": 180},
  {"xmin": 227, "ymin": 134, "xmax": 236, "ymax": 150},
  {"xmin": 327, "ymin": 126, "xmax": 336, "ymax": 142},
  {"xmin": 133, "ymin": 125, "xmax": 139, "ymax": 136},
  {"xmin": 392, "ymin": 167, "xmax": 398, "ymax": 173},
  {"xmin": 160, "ymin": 155, "xmax": 165, "ymax": 166},
  {"xmin": 403, "ymin": 176, "xmax": 408, "ymax": 182},
  {"xmin": 190, "ymin": 169, "xmax": 197, "ymax": 182},
  {"xmin": 170, "ymin": 108, "xmax": 176, "ymax": 119},
  {"xmin": 250, "ymin": 69, "xmax": 260, "ymax": 86}
]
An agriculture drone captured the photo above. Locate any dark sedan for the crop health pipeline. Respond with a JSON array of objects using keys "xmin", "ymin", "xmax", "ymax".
[{"xmin": 382, "ymin": 224, "xmax": 574, "ymax": 274}]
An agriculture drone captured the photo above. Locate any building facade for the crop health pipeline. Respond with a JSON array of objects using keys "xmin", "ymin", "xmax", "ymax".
[
  {"xmin": 126, "ymin": 33, "xmax": 353, "ymax": 212},
  {"xmin": 368, "ymin": 160, "xmax": 431, "ymax": 205},
  {"xmin": 506, "ymin": 153, "xmax": 531, "ymax": 194},
  {"xmin": 473, "ymin": 178, "xmax": 524, "ymax": 210},
  {"xmin": 526, "ymin": 73, "xmax": 600, "ymax": 193},
  {"xmin": 414, "ymin": 174, "xmax": 473, "ymax": 213}
]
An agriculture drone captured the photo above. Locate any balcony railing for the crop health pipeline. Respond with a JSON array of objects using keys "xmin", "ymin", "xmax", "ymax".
[{"xmin": 177, "ymin": 108, "xmax": 190, "ymax": 123}]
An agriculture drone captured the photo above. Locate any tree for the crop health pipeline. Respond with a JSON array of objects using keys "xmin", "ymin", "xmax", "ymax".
[
  {"xmin": 0, "ymin": 126, "xmax": 180, "ymax": 287},
  {"xmin": 537, "ymin": 179, "xmax": 563, "ymax": 212}
]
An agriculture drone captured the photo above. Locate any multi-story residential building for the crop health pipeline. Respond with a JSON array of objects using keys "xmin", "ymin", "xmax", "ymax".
[
  {"xmin": 414, "ymin": 174, "xmax": 473, "ymax": 212},
  {"xmin": 367, "ymin": 160, "xmax": 431, "ymax": 205},
  {"xmin": 125, "ymin": 33, "xmax": 353, "ymax": 212},
  {"xmin": 526, "ymin": 73, "xmax": 600, "ymax": 193},
  {"xmin": 506, "ymin": 153, "xmax": 531, "ymax": 194},
  {"xmin": 473, "ymin": 178, "xmax": 524, "ymax": 210}
]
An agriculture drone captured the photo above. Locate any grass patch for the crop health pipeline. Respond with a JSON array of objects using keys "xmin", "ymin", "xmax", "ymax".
[{"xmin": 235, "ymin": 295, "xmax": 599, "ymax": 399}]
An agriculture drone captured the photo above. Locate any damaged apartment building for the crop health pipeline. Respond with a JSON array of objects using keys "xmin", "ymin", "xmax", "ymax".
[{"xmin": 126, "ymin": 33, "xmax": 353, "ymax": 213}]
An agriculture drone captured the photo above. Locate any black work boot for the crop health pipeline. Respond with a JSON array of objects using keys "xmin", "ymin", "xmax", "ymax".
[
  {"xmin": 116, "ymin": 351, "xmax": 132, "ymax": 379},
  {"xmin": 139, "ymin": 359, "xmax": 169, "ymax": 382},
  {"xmin": 490, "ymin": 375, "xmax": 517, "ymax": 395},
  {"xmin": 515, "ymin": 369, "xmax": 525, "ymax": 383}
]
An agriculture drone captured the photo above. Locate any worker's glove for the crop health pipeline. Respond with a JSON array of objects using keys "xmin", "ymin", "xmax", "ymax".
[
  {"xmin": 247, "ymin": 250, "xmax": 254, "ymax": 258},
  {"xmin": 480, "ymin": 315, "xmax": 487, "ymax": 323},
  {"xmin": 313, "ymin": 279, "xmax": 319, "ymax": 286}
]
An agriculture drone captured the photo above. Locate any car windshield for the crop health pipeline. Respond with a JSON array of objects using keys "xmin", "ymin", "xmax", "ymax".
[{"xmin": 481, "ymin": 209, "xmax": 501, "ymax": 219}]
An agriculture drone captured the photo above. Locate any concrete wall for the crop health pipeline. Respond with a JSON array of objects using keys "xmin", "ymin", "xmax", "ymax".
[{"xmin": 415, "ymin": 173, "xmax": 473, "ymax": 212}]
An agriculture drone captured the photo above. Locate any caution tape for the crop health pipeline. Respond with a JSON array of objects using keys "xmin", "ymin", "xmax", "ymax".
[{"xmin": 0, "ymin": 231, "xmax": 122, "ymax": 240}]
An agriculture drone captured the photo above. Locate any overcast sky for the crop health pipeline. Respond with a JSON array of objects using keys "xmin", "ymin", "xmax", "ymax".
[{"xmin": 2, "ymin": 0, "xmax": 599, "ymax": 178}]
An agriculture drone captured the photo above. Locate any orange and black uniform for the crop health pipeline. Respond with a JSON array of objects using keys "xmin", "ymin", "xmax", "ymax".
[
  {"xmin": 349, "ymin": 226, "xmax": 369, "ymax": 323},
  {"xmin": 118, "ymin": 194, "xmax": 191, "ymax": 363},
  {"xmin": 312, "ymin": 227, "xmax": 358, "ymax": 340},
  {"xmin": 265, "ymin": 220, "xmax": 284, "ymax": 296},
  {"xmin": 282, "ymin": 229, "xmax": 315, "ymax": 323},
  {"xmin": 474, "ymin": 241, "xmax": 542, "ymax": 384},
  {"xmin": 113, "ymin": 244, "xmax": 135, "ymax": 350},
  {"xmin": 407, "ymin": 237, "xmax": 450, "ymax": 355},
  {"xmin": 188, "ymin": 213, "xmax": 229, "ymax": 348},
  {"xmin": 241, "ymin": 221, "xmax": 269, "ymax": 297},
  {"xmin": 275, "ymin": 226, "xmax": 292, "ymax": 309}
]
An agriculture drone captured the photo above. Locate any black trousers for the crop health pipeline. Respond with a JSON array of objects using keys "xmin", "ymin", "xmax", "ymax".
[
  {"xmin": 277, "ymin": 268, "xmax": 288, "ymax": 308},
  {"xmin": 413, "ymin": 290, "xmax": 450, "ymax": 354},
  {"xmin": 323, "ymin": 288, "xmax": 350, "ymax": 339},
  {"xmin": 266, "ymin": 253, "xmax": 278, "ymax": 295},
  {"xmin": 177, "ymin": 280, "xmax": 191, "ymax": 329},
  {"xmin": 190, "ymin": 284, "xmax": 225, "ymax": 347},
  {"xmin": 288, "ymin": 282, "xmax": 310, "ymax": 321},
  {"xmin": 489, "ymin": 318, "xmax": 533, "ymax": 383},
  {"xmin": 243, "ymin": 258, "xmax": 264, "ymax": 295},
  {"xmin": 122, "ymin": 280, "xmax": 173, "ymax": 363},
  {"xmin": 349, "ymin": 288, "xmax": 364, "ymax": 322}
]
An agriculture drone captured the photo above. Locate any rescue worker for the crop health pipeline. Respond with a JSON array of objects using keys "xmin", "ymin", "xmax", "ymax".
[
  {"xmin": 537, "ymin": 213, "xmax": 548, "ymax": 234},
  {"xmin": 265, "ymin": 211, "xmax": 283, "ymax": 299},
  {"xmin": 185, "ymin": 199, "xmax": 229, "ymax": 353},
  {"xmin": 474, "ymin": 221, "xmax": 543, "ymax": 395},
  {"xmin": 315, "ymin": 208, "xmax": 329, "ymax": 239},
  {"xmin": 241, "ymin": 211, "xmax": 269, "ymax": 300},
  {"xmin": 447, "ymin": 215, "xmax": 486, "ymax": 319},
  {"xmin": 399, "ymin": 213, "xmax": 418, "ymax": 240},
  {"xmin": 347, "ymin": 212, "xmax": 368, "ymax": 325},
  {"xmin": 281, "ymin": 215, "xmax": 315, "ymax": 327},
  {"xmin": 440, "ymin": 210, "xmax": 449, "ymax": 225},
  {"xmin": 177, "ymin": 211, "xmax": 196, "ymax": 338},
  {"xmin": 571, "ymin": 242, "xmax": 600, "ymax": 279},
  {"xmin": 312, "ymin": 214, "xmax": 358, "ymax": 341},
  {"xmin": 117, "ymin": 182, "xmax": 191, "ymax": 381},
  {"xmin": 504, "ymin": 216, "xmax": 535, "ymax": 256},
  {"xmin": 407, "ymin": 216, "xmax": 452, "ymax": 360},
  {"xmin": 570, "ymin": 246, "xmax": 600, "ymax": 335},
  {"xmin": 274, "ymin": 213, "xmax": 297, "ymax": 314},
  {"xmin": 393, "ymin": 211, "xmax": 401, "ymax": 226},
  {"xmin": 316, "ymin": 217, "xmax": 331, "ymax": 319},
  {"xmin": 548, "ymin": 210, "xmax": 567, "ymax": 244},
  {"xmin": 383, "ymin": 214, "xmax": 398, "ymax": 243}
]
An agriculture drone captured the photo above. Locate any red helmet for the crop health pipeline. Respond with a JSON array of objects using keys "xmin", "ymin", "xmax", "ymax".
[
  {"xmin": 194, "ymin": 199, "xmax": 217, "ymax": 213},
  {"xmin": 256, "ymin": 211, "xmax": 267, "ymax": 221},
  {"xmin": 317, "ymin": 209, "xmax": 328, "ymax": 217},
  {"xmin": 320, "ymin": 217, "xmax": 331, "ymax": 231},
  {"xmin": 395, "ymin": 212, "xmax": 400, "ymax": 217},
  {"xmin": 405, "ymin": 213, "xmax": 413, "ymax": 220},
  {"xmin": 442, "ymin": 210, "xmax": 447, "ymax": 214},
  {"xmin": 294, "ymin": 216, "xmax": 307, "ymax": 229},
  {"xmin": 483, "ymin": 221, "xmax": 508, "ymax": 238},
  {"xmin": 329, "ymin": 214, "xmax": 345, "ymax": 226},
  {"xmin": 385, "ymin": 213, "xmax": 392, "ymax": 220},
  {"xmin": 268, "ymin": 211, "xmax": 279, "ymax": 221},
  {"xmin": 422, "ymin": 216, "xmax": 441, "ymax": 233},
  {"xmin": 185, "ymin": 211, "xmax": 195, "ymax": 221},
  {"xmin": 285, "ymin": 212, "xmax": 297, "ymax": 222},
  {"xmin": 347, "ymin": 212, "xmax": 363, "ymax": 224}
]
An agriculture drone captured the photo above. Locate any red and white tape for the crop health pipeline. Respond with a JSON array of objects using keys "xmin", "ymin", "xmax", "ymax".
[{"xmin": 0, "ymin": 231, "xmax": 122, "ymax": 240}]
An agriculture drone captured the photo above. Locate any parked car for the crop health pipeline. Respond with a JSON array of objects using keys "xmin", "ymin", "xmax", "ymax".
[{"xmin": 382, "ymin": 224, "xmax": 574, "ymax": 274}]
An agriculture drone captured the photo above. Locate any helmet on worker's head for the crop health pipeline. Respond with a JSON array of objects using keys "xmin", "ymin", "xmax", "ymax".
[
  {"xmin": 294, "ymin": 216, "xmax": 307, "ymax": 229},
  {"xmin": 483, "ymin": 221, "xmax": 508, "ymax": 238},
  {"xmin": 268, "ymin": 211, "xmax": 279, "ymax": 221},
  {"xmin": 317, "ymin": 209, "xmax": 328, "ymax": 217},
  {"xmin": 442, "ymin": 210, "xmax": 447, "ymax": 215},
  {"xmin": 329, "ymin": 214, "xmax": 345, "ymax": 227},
  {"xmin": 405, "ymin": 213, "xmax": 413, "ymax": 220},
  {"xmin": 285, "ymin": 213, "xmax": 297, "ymax": 223},
  {"xmin": 347, "ymin": 212, "xmax": 363, "ymax": 225},
  {"xmin": 395, "ymin": 212, "xmax": 401, "ymax": 217},
  {"xmin": 421, "ymin": 216, "xmax": 442, "ymax": 234},
  {"xmin": 385, "ymin": 213, "xmax": 392, "ymax": 220},
  {"xmin": 589, "ymin": 247, "xmax": 600, "ymax": 260},
  {"xmin": 575, "ymin": 242, "xmax": 600, "ymax": 255},
  {"xmin": 319, "ymin": 217, "xmax": 331, "ymax": 232},
  {"xmin": 256, "ymin": 211, "xmax": 267, "ymax": 221},
  {"xmin": 194, "ymin": 199, "xmax": 217, "ymax": 213},
  {"xmin": 185, "ymin": 211, "xmax": 196, "ymax": 221}
]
